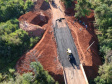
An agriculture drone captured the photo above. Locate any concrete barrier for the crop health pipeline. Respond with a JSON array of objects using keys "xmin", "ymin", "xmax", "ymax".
[{"xmin": 80, "ymin": 64, "xmax": 89, "ymax": 84}]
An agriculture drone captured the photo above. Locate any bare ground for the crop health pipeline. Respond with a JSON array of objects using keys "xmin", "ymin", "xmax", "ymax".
[{"xmin": 16, "ymin": 0, "xmax": 64, "ymax": 83}]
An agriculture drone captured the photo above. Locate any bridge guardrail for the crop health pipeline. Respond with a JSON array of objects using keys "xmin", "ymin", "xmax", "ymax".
[
  {"xmin": 63, "ymin": 68, "xmax": 68, "ymax": 84},
  {"xmin": 80, "ymin": 64, "xmax": 89, "ymax": 84}
]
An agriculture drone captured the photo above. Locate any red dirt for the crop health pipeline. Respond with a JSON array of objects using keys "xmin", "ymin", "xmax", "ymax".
[
  {"xmin": 62, "ymin": 1, "xmax": 102, "ymax": 79},
  {"xmin": 19, "ymin": 12, "xmax": 48, "ymax": 26},
  {"xmin": 16, "ymin": 0, "xmax": 102, "ymax": 83},
  {"xmin": 16, "ymin": 0, "xmax": 64, "ymax": 83},
  {"xmin": 19, "ymin": 21, "xmax": 45, "ymax": 37}
]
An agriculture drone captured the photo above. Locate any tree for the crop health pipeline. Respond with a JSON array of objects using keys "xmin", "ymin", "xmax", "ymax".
[
  {"xmin": 0, "ymin": 62, "xmax": 59, "ymax": 84},
  {"xmin": 0, "ymin": 19, "xmax": 40, "ymax": 72},
  {"xmin": 62, "ymin": 0, "xmax": 74, "ymax": 8},
  {"xmin": 94, "ymin": 63, "xmax": 112, "ymax": 84},
  {"xmin": 74, "ymin": 0, "xmax": 91, "ymax": 18},
  {"xmin": 30, "ymin": 62, "xmax": 57, "ymax": 84},
  {"xmin": 94, "ymin": 4, "xmax": 112, "ymax": 31},
  {"xmin": 0, "ymin": 0, "xmax": 34, "ymax": 22}
]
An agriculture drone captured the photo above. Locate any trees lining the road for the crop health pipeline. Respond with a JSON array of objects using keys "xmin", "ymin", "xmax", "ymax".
[
  {"xmin": 74, "ymin": 0, "xmax": 91, "ymax": 18},
  {"xmin": 63, "ymin": 0, "xmax": 73, "ymax": 8},
  {"xmin": 61, "ymin": 0, "xmax": 74, "ymax": 8}
]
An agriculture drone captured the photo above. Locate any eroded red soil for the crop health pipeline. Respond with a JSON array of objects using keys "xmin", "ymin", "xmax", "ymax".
[
  {"xmin": 62, "ymin": 1, "xmax": 102, "ymax": 79},
  {"xmin": 16, "ymin": 0, "xmax": 64, "ymax": 83}
]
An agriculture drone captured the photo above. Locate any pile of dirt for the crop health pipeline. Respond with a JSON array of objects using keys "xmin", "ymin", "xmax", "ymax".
[
  {"xmin": 31, "ymin": 12, "xmax": 48, "ymax": 26},
  {"xmin": 19, "ymin": 12, "xmax": 48, "ymax": 26},
  {"xmin": 18, "ymin": 0, "xmax": 51, "ymax": 26},
  {"xmin": 19, "ymin": 21, "xmax": 45, "ymax": 37},
  {"xmin": 62, "ymin": 1, "xmax": 102, "ymax": 80},
  {"xmin": 16, "ymin": 0, "xmax": 64, "ymax": 83}
]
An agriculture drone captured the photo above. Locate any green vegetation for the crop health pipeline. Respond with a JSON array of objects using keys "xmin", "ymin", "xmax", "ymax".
[
  {"xmin": 62, "ymin": 0, "xmax": 74, "ymax": 8},
  {"xmin": 0, "ymin": 19, "xmax": 40, "ymax": 72},
  {"xmin": 94, "ymin": 4, "xmax": 112, "ymax": 58},
  {"xmin": 0, "ymin": 0, "xmax": 33, "ymax": 22},
  {"xmin": 94, "ymin": 63, "xmax": 112, "ymax": 84},
  {"xmin": 74, "ymin": 0, "xmax": 112, "ymax": 83},
  {"xmin": 45, "ymin": 0, "xmax": 49, "ymax": 3},
  {"xmin": 0, "ymin": 0, "xmax": 38, "ymax": 75},
  {"xmin": 74, "ymin": 0, "xmax": 91, "ymax": 18},
  {"xmin": 0, "ymin": 62, "xmax": 58, "ymax": 84}
]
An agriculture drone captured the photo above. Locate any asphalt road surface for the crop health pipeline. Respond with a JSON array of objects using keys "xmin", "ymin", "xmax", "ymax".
[
  {"xmin": 51, "ymin": 0, "xmax": 87, "ymax": 83},
  {"xmin": 54, "ymin": 19, "xmax": 80, "ymax": 68}
]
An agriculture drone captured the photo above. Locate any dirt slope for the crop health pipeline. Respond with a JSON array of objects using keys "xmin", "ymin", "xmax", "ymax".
[
  {"xmin": 62, "ymin": 1, "xmax": 102, "ymax": 79},
  {"xmin": 16, "ymin": 0, "xmax": 64, "ymax": 83}
]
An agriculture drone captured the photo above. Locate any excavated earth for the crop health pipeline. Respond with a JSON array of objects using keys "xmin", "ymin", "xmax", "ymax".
[{"xmin": 16, "ymin": 0, "xmax": 64, "ymax": 83}]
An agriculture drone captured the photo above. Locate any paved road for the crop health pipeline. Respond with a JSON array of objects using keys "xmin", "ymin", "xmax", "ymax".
[
  {"xmin": 53, "ymin": 19, "xmax": 87, "ymax": 84},
  {"xmin": 54, "ymin": 20, "xmax": 80, "ymax": 68},
  {"xmin": 50, "ymin": 0, "xmax": 88, "ymax": 83}
]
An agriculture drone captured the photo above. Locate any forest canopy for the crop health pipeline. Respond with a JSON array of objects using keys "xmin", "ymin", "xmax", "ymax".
[
  {"xmin": 0, "ymin": 0, "xmax": 33, "ymax": 22},
  {"xmin": 0, "ymin": 0, "xmax": 39, "ymax": 74}
]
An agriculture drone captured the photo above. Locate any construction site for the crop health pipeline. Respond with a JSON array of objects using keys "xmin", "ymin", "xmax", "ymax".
[{"xmin": 16, "ymin": 0, "xmax": 102, "ymax": 84}]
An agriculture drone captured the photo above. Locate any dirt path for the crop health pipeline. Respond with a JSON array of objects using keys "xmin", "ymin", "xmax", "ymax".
[{"xmin": 50, "ymin": 0, "xmax": 65, "ymax": 24}]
